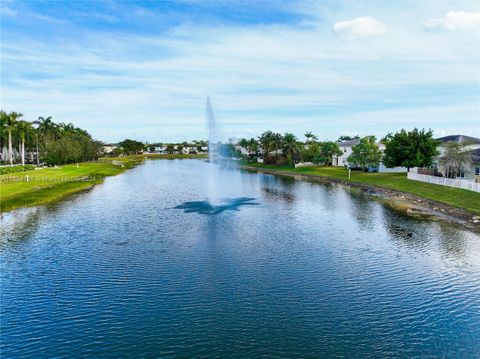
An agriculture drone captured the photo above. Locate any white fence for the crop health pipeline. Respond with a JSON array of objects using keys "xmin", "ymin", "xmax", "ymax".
[{"xmin": 407, "ymin": 172, "xmax": 480, "ymax": 193}]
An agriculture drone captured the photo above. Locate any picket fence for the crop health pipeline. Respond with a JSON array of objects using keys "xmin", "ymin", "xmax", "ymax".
[{"xmin": 407, "ymin": 172, "xmax": 480, "ymax": 193}]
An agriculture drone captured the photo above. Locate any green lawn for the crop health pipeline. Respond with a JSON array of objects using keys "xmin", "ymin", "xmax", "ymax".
[
  {"xmin": 0, "ymin": 154, "xmax": 208, "ymax": 212},
  {"xmin": 242, "ymin": 163, "xmax": 480, "ymax": 215},
  {"xmin": 0, "ymin": 162, "xmax": 128, "ymax": 212}
]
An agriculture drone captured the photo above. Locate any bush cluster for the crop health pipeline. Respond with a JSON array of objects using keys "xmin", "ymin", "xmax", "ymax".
[{"xmin": 0, "ymin": 165, "xmax": 35, "ymax": 175}]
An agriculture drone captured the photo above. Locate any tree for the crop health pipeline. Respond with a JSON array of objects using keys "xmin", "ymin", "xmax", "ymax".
[
  {"xmin": 176, "ymin": 144, "xmax": 184, "ymax": 154},
  {"xmin": 166, "ymin": 144, "xmax": 175, "ymax": 154},
  {"xmin": 2, "ymin": 111, "xmax": 23, "ymax": 166},
  {"xmin": 304, "ymin": 131, "xmax": 318, "ymax": 143},
  {"xmin": 0, "ymin": 111, "xmax": 8, "ymax": 163},
  {"xmin": 258, "ymin": 130, "xmax": 274, "ymax": 156},
  {"xmin": 382, "ymin": 128, "xmax": 438, "ymax": 171},
  {"xmin": 1, "ymin": 111, "xmax": 103, "ymax": 166},
  {"xmin": 301, "ymin": 142, "xmax": 321, "ymax": 163},
  {"xmin": 34, "ymin": 116, "xmax": 57, "ymax": 156},
  {"xmin": 246, "ymin": 138, "xmax": 259, "ymax": 156},
  {"xmin": 271, "ymin": 132, "xmax": 283, "ymax": 155},
  {"xmin": 238, "ymin": 138, "xmax": 248, "ymax": 150},
  {"xmin": 112, "ymin": 147, "xmax": 124, "ymax": 156},
  {"xmin": 282, "ymin": 133, "xmax": 301, "ymax": 165},
  {"xmin": 238, "ymin": 138, "xmax": 259, "ymax": 161},
  {"xmin": 119, "ymin": 139, "xmax": 144, "ymax": 155},
  {"xmin": 440, "ymin": 142, "xmax": 472, "ymax": 178},
  {"xmin": 16, "ymin": 120, "xmax": 34, "ymax": 165},
  {"xmin": 317, "ymin": 141, "xmax": 342, "ymax": 165},
  {"xmin": 218, "ymin": 143, "xmax": 236, "ymax": 158},
  {"xmin": 347, "ymin": 136, "xmax": 382, "ymax": 171},
  {"xmin": 337, "ymin": 135, "xmax": 360, "ymax": 143}
]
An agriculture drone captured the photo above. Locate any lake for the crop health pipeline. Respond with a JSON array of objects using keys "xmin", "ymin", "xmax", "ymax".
[{"xmin": 1, "ymin": 159, "xmax": 479, "ymax": 358}]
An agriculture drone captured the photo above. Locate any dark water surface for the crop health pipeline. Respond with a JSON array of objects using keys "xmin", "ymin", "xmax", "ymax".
[{"xmin": 1, "ymin": 160, "xmax": 479, "ymax": 358}]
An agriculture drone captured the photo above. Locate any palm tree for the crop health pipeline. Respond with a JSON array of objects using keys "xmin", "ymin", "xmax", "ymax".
[
  {"xmin": 271, "ymin": 132, "xmax": 283, "ymax": 155},
  {"xmin": 33, "ymin": 116, "xmax": 57, "ymax": 156},
  {"xmin": 58, "ymin": 122, "xmax": 76, "ymax": 135},
  {"xmin": 246, "ymin": 138, "xmax": 259, "ymax": 156},
  {"xmin": 258, "ymin": 130, "xmax": 274, "ymax": 156},
  {"xmin": 238, "ymin": 138, "xmax": 248, "ymax": 149},
  {"xmin": 0, "ymin": 111, "xmax": 7, "ymax": 162},
  {"xmin": 282, "ymin": 133, "xmax": 301, "ymax": 165},
  {"xmin": 2, "ymin": 111, "xmax": 23, "ymax": 166},
  {"xmin": 16, "ymin": 120, "xmax": 34, "ymax": 165},
  {"xmin": 304, "ymin": 131, "xmax": 318, "ymax": 143}
]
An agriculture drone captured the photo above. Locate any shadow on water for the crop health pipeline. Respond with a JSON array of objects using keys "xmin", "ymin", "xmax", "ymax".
[{"xmin": 174, "ymin": 197, "xmax": 259, "ymax": 215}]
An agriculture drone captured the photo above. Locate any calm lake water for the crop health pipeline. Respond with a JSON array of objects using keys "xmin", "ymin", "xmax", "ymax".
[{"xmin": 1, "ymin": 159, "xmax": 480, "ymax": 358}]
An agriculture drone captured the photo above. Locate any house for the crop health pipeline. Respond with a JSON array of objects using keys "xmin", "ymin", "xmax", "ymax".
[
  {"xmin": 433, "ymin": 135, "xmax": 480, "ymax": 180},
  {"xmin": 102, "ymin": 143, "xmax": 118, "ymax": 154},
  {"xmin": 333, "ymin": 139, "xmax": 360, "ymax": 167},
  {"xmin": 333, "ymin": 138, "xmax": 407, "ymax": 172}
]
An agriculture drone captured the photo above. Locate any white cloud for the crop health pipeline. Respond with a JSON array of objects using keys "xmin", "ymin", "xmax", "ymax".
[
  {"xmin": 333, "ymin": 17, "xmax": 386, "ymax": 40},
  {"xmin": 1, "ymin": 2, "xmax": 479, "ymax": 141},
  {"xmin": 0, "ymin": 6, "xmax": 17, "ymax": 16},
  {"xmin": 426, "ymin": 11, "xmax": 480, "ymax": 30}
]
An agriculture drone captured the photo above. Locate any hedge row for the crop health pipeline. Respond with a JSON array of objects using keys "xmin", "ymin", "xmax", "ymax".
[{"xmin": 0, "ymin": 165, "xmax": 35, "ymax": 175}]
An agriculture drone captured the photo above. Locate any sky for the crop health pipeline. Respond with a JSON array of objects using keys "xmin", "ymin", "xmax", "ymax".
[{"xmin": 1, "ymin": 0, "xmax": 479, "ymax": 143}]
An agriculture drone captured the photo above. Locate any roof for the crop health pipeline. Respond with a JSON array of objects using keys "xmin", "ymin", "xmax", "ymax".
[
  {"xmin": 338, "ymin": 139, "xmax": 361, "ymax": 147},
  {"xmin": 436, "ymin": 135, "xmax": 480, "ymax": 145},
  {"xmin": 472, "ymin": 148, "xmax": 480, "ymax": 163}
]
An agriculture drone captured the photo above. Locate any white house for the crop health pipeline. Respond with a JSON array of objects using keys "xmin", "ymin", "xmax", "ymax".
[
  {"xmin": 102, "ymin": 143, "xmax": 118, "ymax": 154},
  {"xmin": 333, "ymin": 139, "xmax": 406, "ymax": 172},
  {"xmin": 433, "ymin": 135, "xmax": 480, "ymax": 180},
  {"xmin": 333, "ymin": 139, "xmax": 359, "ymax": 167}
]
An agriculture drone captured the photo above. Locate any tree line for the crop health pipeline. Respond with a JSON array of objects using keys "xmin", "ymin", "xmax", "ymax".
[
  {"xmin": 238, "ymin": 129, "xmax": 441, "ymax": 171},
  {"xmin": 238, "ymin": 131, "xmax": 344, "ymax": 166},
  {"xmin": 0, "ymin": 111, "xmax": 103, "ymax": 166},
  {"xmin": 110, "ymin": 139, "xmax": 209, "ymax": 156}
]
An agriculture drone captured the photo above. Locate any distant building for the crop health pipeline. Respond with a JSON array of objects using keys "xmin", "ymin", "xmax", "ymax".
[
  {"xmin": 333, "ymin": 139, "xmax": 360, "ymax": 167},
  {"xmin": 433, "ymin": 135, "xmax": 480, "ymax": 180},
  {"xmin": 333, "ymin": 139, "xmax": 407, "ymax": 172},
  {"xmin": 333, "ymin": 134, "xmax": 480, "ymax": 178},
  {"xmin": 102, "ymin": 144, "xmax": 118, "ymax": 154}
]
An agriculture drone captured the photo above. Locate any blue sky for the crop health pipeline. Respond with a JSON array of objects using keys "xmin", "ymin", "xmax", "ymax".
[{"xmin": 1, "ymin": 0, "xmax": 479, "ymax": 142}]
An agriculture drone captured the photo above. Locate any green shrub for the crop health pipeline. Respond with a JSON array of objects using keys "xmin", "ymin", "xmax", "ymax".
[{"xmin": 0, "ymin": 165, "xmax": 35, "ymax": 175}]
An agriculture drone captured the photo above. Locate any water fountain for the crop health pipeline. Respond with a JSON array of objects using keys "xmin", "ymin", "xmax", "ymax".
[
  {"xmin": 174, "ymin": 96, "xmax": 258, "ymax": 214},
  {"xmin": 206, "ymin": 95, "xmax": 222, "ymax": 205}
]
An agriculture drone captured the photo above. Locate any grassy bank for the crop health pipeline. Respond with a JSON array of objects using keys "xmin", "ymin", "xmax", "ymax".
[
  {"xmin": 242, "ymin": 163, "xmax": 480, "ymax": 215},
  {"xmin": 0, "ymin": 154, "xmax": 206, "ymax": 212},
  {"xmin": 0, "ymin": 162, "xmax": 128, "ymax": 212}
]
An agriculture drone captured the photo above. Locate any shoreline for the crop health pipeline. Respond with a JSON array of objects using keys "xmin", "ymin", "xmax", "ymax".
[
  {"xmin": 240, "ymin": 165, "xmax": 480, "ymax": 232},
  {"xmin": 0, "ymin": 155, "xmax": 207, "ymax": 213}
]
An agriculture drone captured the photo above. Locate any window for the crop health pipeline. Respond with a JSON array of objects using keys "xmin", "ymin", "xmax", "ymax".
[{"xmin": 476, "ymin": 167, "xmax": 480, "ymax": 176}]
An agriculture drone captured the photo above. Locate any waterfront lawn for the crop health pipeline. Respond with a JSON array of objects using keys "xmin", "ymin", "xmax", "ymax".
[
  {"xmin": 0, "ymin": 162, "xmax": 126, "ymax": 212},
  {"xmin": 0, "ymin": 154, "xmax": 208, "ymax": 212},
  {"xmin": 243, "ymin": 163, "xmax": 480, "ymax": 215}
]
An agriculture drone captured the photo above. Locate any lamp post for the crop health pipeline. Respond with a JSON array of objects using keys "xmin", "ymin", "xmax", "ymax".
[{"xmin": 32, "ymin": 122, "xmax": 40, "ymax": 166}]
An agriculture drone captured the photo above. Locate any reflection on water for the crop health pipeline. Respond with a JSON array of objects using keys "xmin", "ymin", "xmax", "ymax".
[
  {"xmin": 174, "ymin": 197, "xmax": 259, "ymax": 215},
  {"xmin": 1, "ymin": 159, "xmax": 480, "ymax": 358}
]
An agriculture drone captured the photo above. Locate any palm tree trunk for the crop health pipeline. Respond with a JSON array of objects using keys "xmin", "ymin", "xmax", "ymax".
[
  {"xmin": 8, "ymin": 129, "xmax": 13, "ymax": 166},
  {"xmin": 36, "ymin": 134, "xmax": 40, "ymax": 166},
  {"xmin": 21, "ymin": 138, "xmax": 25, "ymax": 165}
]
